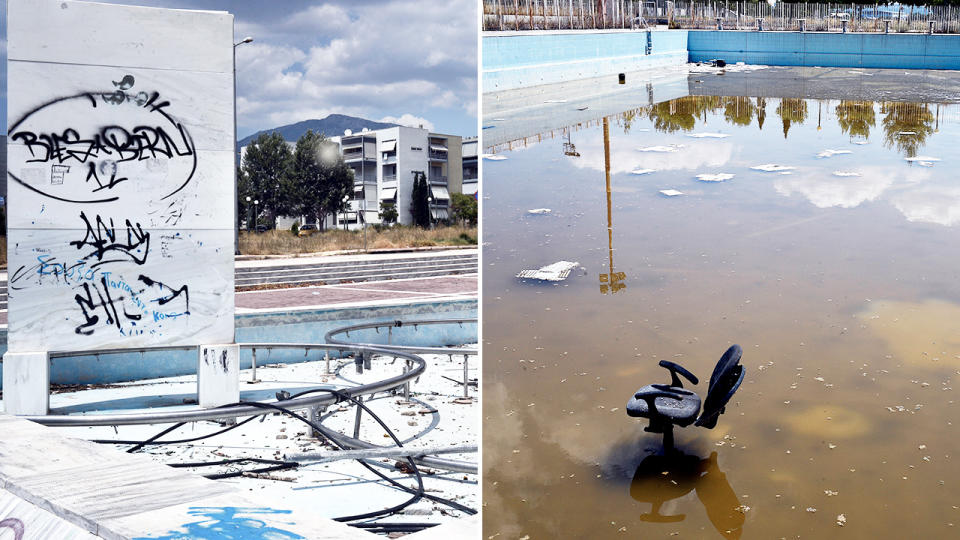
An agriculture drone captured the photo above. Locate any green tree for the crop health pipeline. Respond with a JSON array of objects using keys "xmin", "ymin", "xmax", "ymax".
[
  {"xmin": 450, "ymin": 193, "xmax": 477, "ymax": 226},
  {"xmin": 379, "ymin": 200, "xmax": 399, "ymax": 224},
  {"xmin": 881, "ymin": 102, "xmax": 934, "ymax": 158},
  {"xmin": 410, "ymin": 172, "xmax": 430, "ymax": 228},
  {"xmin": 241, "ymin": 132, "xmax": 295, "ymax": 226},
  {"xmin": 289, "ymin": 130, "xmax": 354, "ymax": 230},
  {"xmin": 836, "ymin": 101, "xmax": 876, "ymax": 142}
]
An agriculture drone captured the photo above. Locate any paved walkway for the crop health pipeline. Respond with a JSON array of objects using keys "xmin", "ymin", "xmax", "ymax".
[{"xmin": 236, "ymin": 274, "xmax": 477, "ymax": 313}]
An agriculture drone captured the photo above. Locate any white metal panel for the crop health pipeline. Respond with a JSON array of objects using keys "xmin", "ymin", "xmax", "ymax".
[{"xmin": 8, "ymin": 0, "xmax": 233, "ymax": 73}]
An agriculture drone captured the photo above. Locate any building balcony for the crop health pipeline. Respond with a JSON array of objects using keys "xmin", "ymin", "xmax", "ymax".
[
  {"xmin": 429, "ymin": 175, "xmax": 448, "ymax": 185},
  {"xmin": 382, "ymin": 175, "xmax": 397, "ymax": 184},
  {"xmin": 382, "ymin": 155, "xmax": 398, "ymax": 165},
  {"xmin": 428, "ymin": 151, "xmax": 448, "ymax": 162}
]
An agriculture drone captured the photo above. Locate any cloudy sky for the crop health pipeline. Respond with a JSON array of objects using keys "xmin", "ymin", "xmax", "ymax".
[{"xmin": 0, "ymin": 0, "xmax": 478, "ymax": 137}]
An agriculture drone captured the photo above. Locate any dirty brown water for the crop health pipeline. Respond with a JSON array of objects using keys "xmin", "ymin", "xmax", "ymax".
[{"xmin": 482, "ymin": 93, "xmax": 960, "ymax": 538}]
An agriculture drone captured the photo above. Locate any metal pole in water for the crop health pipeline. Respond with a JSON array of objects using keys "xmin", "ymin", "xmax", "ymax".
[
  {"xmin": 353, "ymin": 396, "xmax": 363, "ymax": 438},
  {"xmin": 404, "ymin": 359, "xmax": 411, "ymax": 401},
  {"xmin": 463, "ymin": 354, "xmax": 470, "ymax": 398},
  {"xmin": 250, "ymin": 347, "xmax": 260, "ymax": 383},
  {"xmin": 324, "ymin": 349, "xmax": 330, "ymax": 375}
]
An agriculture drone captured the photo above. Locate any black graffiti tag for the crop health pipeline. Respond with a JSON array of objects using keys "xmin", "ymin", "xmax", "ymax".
[{"xmin": 69, "ymin": 211, "xmax": 150, "ymax": 267}]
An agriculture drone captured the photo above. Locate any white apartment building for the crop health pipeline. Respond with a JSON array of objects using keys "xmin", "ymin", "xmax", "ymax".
[
  {"xmin": 240, "ymin": 125, "xmax": 464, "ymax": 230},
  {"xmin": 461, "ymin": 137, "xmax": 478, "ymax": 196},
  {"xmin": 334, "ymin": 126, "xmax": 463, "ymax": 229}
]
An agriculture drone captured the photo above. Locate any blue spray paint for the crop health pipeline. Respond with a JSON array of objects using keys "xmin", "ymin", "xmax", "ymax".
[{"xmin": 133, "ymin": 506, "xmax": 305, "ymax": 540}]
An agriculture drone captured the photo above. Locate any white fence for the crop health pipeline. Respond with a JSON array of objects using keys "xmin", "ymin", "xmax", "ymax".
[{"xmin": 482, "ymin": 1, "xmax": 960, "ymax": 33}]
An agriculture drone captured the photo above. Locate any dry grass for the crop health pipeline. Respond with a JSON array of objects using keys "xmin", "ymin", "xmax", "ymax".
[
  {"xmin": 0, "ymin": 237, "xmax": 5, "ymax": 269},
  {"xmin": 239, "ymin": 225, "xmax": 477, "ymax": 255}
]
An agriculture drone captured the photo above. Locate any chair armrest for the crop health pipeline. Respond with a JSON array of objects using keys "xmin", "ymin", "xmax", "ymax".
[{"xmin": 659, "ymin": 360, "xmax": 699, "ymax": 388}]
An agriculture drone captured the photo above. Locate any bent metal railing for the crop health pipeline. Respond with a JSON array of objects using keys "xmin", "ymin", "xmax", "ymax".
[
  {"xmin": 17, "ymin": 342, "xmax": 475, "ymax": 473},
  {"xmin": 325, "ymin": 318, "xmax": 479, "ymax": 399}
]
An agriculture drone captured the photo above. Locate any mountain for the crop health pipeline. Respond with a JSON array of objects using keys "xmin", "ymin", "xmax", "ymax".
[{"xmin": 238, "ymin": 114, "xmax": 400, "ymax": 147}]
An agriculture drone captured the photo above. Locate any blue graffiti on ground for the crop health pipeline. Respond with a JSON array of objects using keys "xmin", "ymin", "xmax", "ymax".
[{"xmin": 133, "ymin": 506, "xmax": 305, "ymax": 540}]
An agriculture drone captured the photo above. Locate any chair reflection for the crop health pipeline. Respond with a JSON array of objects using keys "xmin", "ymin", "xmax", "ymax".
[{"xmin": 630, "ymin": 451, "xmax": 744, "ymax": 539}]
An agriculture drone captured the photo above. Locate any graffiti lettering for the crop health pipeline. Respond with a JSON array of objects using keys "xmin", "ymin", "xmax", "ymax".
[
  {"xmin": 0, "ymin": 518, "xmax": 25, "ymax": 540},
  {"xmin": 69, "ymin": 211, "xmax": 150, "ymax": 266},
  {"xmin": 73, "ymin": 273, "xmax": 189, "ymax": 336}
]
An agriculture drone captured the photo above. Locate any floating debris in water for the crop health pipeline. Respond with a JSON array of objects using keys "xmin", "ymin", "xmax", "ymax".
[
  {"xmin": 825, "ymin": 490, "xmax": 838, "ymax": 496},
  {"xmin": 697, "ymin": 173, "xmax": 735, "ymax": 182},
  {"xmin": 543, "ymin": 99, "xmax": 568, "ymax": 103},
  {"xmin": 482, "ymin": 154, "xmax": 508, "ymax": 161},
  {"xmin": 852, "ymin": 140, "xmax": 870, "ymax": 145},
  {"xmin": 735, "ymin": 505, "xmax": 751, "ymax": 514},
  {"xmin": 631, "ymin": 168, "xmax": 656, "ymax": 175},
  {"xmin": 576, "ymin": 106, "xmax": 589, "ymax": 111},
  {"xmin": 898, "ymin": 131, "xmax": 917, "ymax": 135},
  {"xmin": 832, "ymin": 171, "xmax": 862, "ymax": 177},
  {"xmin": 918, "ymin": 161, "xmax": 936, "ymax": 167},
  {"xmin": 817, "ymin": 149, "xmax": 853, "ymax": 158},
  {"xmin": 904, "ymin": 155, "xmax": 941, "ymax": 162},
  {"xmin": 688, "ymin": 132, "xmax": 731, "ymax": 139},
  {"xmin": 517, "ymin": 261, "xmax": 580, "ymax": 282},
  {"xmin": 837, "ymin": 514, "xmax": 847, "ymax": 526},
  {"xmin": 659, "ymin": 189, "xmax": 684, "ymax": 197},
  {"xmin": 637, "ymin": 144, "xmax": 684, "ymax": 153},
  {"xmin": 806, "ymin": 507, "xmax": 818, "ymax": 513},
  {"xmin": 751, "ymin": 164, "xmax": 796, "ymax": 172},
  {"xmin": 527, "ymin": 208, "xmax": 552, "ymax": 215}
]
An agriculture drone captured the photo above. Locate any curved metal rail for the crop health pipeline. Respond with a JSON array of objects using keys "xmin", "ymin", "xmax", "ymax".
[
  {"xmin": 324, "ymin": 318, "xmax": 478, "ymax": 356},
  {"xmin": 28, "ymin": 342, "xmax": 478, "ymax": 473}
]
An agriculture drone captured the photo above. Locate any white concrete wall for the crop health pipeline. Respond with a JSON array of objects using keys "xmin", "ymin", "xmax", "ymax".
[{"xmin": 5, "ymin": 0, "xmax": 235, "ymax": 352}]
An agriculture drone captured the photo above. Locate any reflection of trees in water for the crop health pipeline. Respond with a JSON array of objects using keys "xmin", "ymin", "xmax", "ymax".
[
  {"xmin": 835, "ymin": 101, "xmax": 876, "ymax": 141},
  {"xmin": 723, "ymin": 97, "xmax": 755, "ymax": 127},
  {"xmin": 647, "ymin": 96, "xmax": 722, "ymax": 133},
  {"xmin": 619, "ymin": 107, "xmax": 648, "ymax": 134},
  {"xmin": 756, "ymin": 97, "xmax": 767, "ymax": 130},
  {"xmin": 776, "ymin": 98, "xmax": 808, "ymax": 138},
  {"xmin": 881, "ymin": 102, "xmax": 935, "ymax": 158}
]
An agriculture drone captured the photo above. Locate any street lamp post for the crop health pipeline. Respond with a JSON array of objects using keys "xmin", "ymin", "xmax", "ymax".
[
  {"xmin": 233, "ymin": 35, "xmax": 253, "ymax": 255},
  {"xmin": 342, "ymin": 195, "xmax": 351, "ymax": 231},
  {"xmin": 427, "ymin": 194, "xmax": 433, "ymax": 229},
  {"xmin": 245, "ymin": 196, "xmax": 252, "ymax": 231},
  {"xmin": 253, "ymin": 199, "xmax": 259, "ymax": 232}
]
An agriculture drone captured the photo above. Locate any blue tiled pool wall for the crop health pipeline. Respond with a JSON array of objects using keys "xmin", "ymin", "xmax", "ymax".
[
  {"xmin": 688, "ymin": 31, "xmax": 960, "ymax": 69},
  {"xmin": 483, "ymin": 29, "xmax": 960, "ymax": 91},
  {"xmin": 0, "ymin": 300, "xmax": 477, "ymax": 387},
  {"xmin": 483, "ymin": 30, "xmax": 689, "ymax": 91}
]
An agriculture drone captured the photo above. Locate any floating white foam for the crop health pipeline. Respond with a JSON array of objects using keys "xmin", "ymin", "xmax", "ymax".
[
  {"xmin": 832, "ymin": 171, "xmax": 862, "ymax": 177},
  {"xmin": 904, "ymin": 156, "xmax": 941, "ymax": 162},
  {"xmin": 918, "ymin": 161, "xmax": 936, "ymax": 167},
  {"xmin": 898, "ymin": 131, "xmax": 917, "ymax": 135},
  {"xmin": 638, "ymin": 144, "xmax": 684, "ymax": 153},
  {"xmin": 817, "ymin": 149, "xmax": 853, "ymax": 158},
  {"xmin": 779, "ymin": 171, "xmax": 793, "ymax": 175},
  {"xmin": 751, "ymin": 164, "xmax": 796, "ymax": 172},
  {"xmin": 659, "ymin": 189, "xmax": 683, "ymax": 197},
  {"xmin": 527, "ymin": 208, "xmax": 552, "ymax": 215},
  {"xmin": 851, "ymin": 141, "xmax": 870, "ymax": 145},
  {"xmin": 688, "ymin": 132, "xmax": 731, "ymax": 139},
  {"xmin": 482, "ymin": 154, "xmax": 508, "ymax": 161},
  {"xmin": 630, "ymin": 168, "xmax": 656, "ymax": 175},
  {"xmin": 543, "ymin": 99, "xmax": 568, "ymax": 103},
  {"xmin": 517, "ymin": 261, "xmax": 580, "ymax": 282},
  {"xmin": 696, "ymin": 173, "xmax": 735, "ymax": 182}
]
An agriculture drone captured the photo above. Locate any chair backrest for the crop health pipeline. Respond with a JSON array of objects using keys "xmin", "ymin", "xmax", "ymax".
[{"xmin": 695, "ymin": 344, "xmax": 745, "ymax": 429}]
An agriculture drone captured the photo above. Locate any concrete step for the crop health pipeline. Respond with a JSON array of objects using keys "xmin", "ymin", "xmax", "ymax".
[
  {"xmin": 235, "ymin": 262, "xmax": 478, "ymax": 287},
  {"xmin": 234, "ymin": 254, "xmax": 477, "ymax": 276}
]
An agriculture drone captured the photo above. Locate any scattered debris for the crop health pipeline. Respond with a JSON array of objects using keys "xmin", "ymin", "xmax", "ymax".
[
  {"xmin": 527, "ymin": 208, "xmax": 552, "ymax": 215},
  {"xmin": 904, "ymin": 155, "xmax": 941, "ymax": 162},
  {"xmin": 832, "ymin": 171, "xmax": 862, "ymax": 177},
  {"xmin": 637, "ymin": 144, "xmax": 684, "ymax": 153},
  {"xmin": 659, "ymin": 189, "xmax": 684, "ymax": 197},
  {"xmin": 806, "ymin": 507, "xmax": 818, "ymax": 513},
  {"xmin": 696, "ymin": 173, "xmax": 735, "ymax": 182},
  {"xmin": 837, "ymin": 514, "xmax": 847, "ymax": 526},
  {"xmin": 543, "ymin": 99, "xmax": 568, "ymax": 103},
  {"xmin": 517, "ymin": 261, "xmax": 580, "ymax": 282},
  {"xmin": 630, "ymin": 168, "xmax": 656, "ymax": 175},
  {"xmin": 751, "ymin": 164, "xmax": 796, "ymax": 172},
  {"xmin": 817, "ymin": 149, "xmax": 853, "ymax": 158}
]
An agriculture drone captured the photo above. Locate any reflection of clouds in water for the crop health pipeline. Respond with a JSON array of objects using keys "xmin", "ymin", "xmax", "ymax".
[
  {"xmin": 891, "ymin": 186, "xmax": 960, "ymax": 226},
  {"xmin": 566, "ymin": 137, "xmax": 734, "ymax": 175},
  {"xmin": 774, "ymin": 166, "xmax": 929, "ymax": 209}
]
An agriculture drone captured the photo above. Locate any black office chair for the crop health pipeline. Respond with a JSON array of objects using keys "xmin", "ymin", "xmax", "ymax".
[{"xmin": 626, "ymin": 345, "xmax": 745, "ymax": 452}]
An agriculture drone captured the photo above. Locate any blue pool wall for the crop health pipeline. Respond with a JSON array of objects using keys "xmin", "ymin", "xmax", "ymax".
[
  {"xmin": 0, "ymin": 299, "xmax": 477, "ymax": 387},
  {"xmin": 483, "ymin": 29, "xmax": 960, "ymax": 91},
  {"xmin": 483, "ymin": 30, "xmax": 689, "ymax": 91},
  {"xmin": 688, "ymin": 30, "xmax": 960, "ymax": 69}
]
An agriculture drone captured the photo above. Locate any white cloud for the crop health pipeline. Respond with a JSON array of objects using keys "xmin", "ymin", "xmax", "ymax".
[
  {"xmin": 380, "ymin": 114, "xmax": 435, "ymax": 131},
  {"xmin": 891, "ymin": 186, "xmax": 960, "ymax": 226}
]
